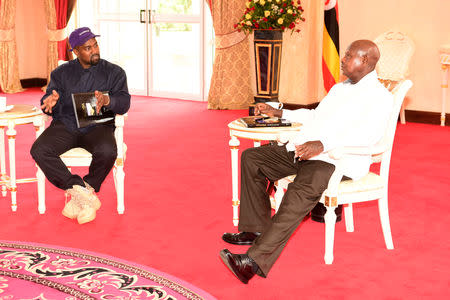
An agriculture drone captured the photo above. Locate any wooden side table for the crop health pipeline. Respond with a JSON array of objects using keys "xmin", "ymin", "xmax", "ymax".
[
  {"xmin": 227, "ymin": 119, "xmax": 302, "ymax": 226},
  {"xmin": 440, "ymin": 45, "xmax": 450, "ymax": 126},
  {"xmin": 0, "ymin": 104, "xmax": 43, "ymax": 212}
]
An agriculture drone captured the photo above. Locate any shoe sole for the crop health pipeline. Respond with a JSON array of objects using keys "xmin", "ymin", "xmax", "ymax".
[
  {"xmin": 219, "ymin": 249, "xmax": 249, "ymax": 284},
  {"xmin": 222, "ymin": 236, "xmax": 254, "ymax": 246}
]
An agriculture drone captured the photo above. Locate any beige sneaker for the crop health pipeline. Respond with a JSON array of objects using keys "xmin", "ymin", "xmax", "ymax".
[
  {"xmin": 62, "ymin": 188, "xmax": 80, "ymax": 219},
  {"xmin": 61, "ymin": 185, "xmax": 100, "ymax": 224},
  {"xmin": 83, "ymin": 182, "xmax": 101, "ymax": 210},
  {"xmin": 77, "ymin": 206, "xmax": 97, "ymax": 224}
]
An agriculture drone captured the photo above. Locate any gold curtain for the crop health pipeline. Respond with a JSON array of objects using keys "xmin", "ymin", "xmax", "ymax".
[
  {"xmin": 278, "ymin": 0, "xmax": 326, "ymax": 105},
  {"xmin": 207, "ymin": 0, "xmax": 253, "ymax": 110},
  {"xmin": 43, "ymin": 0, "xmax": 59, "ymax": 90},
  {"xmin": 0, "ymin": 0, "xmax": 24, "ymax": 93}
]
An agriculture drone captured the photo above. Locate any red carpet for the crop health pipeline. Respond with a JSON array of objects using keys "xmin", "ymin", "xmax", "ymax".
[{"xmin": 0, "ymin": 88, "xmax": 449, "ymax": 299}]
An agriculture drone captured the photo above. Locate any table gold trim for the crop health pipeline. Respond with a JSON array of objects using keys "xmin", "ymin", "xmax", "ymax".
[{"xmin": 229, "ymin": 124, "xmax": 302, "ymax": 135}]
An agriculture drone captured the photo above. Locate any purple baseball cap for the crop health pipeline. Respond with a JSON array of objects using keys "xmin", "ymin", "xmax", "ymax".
[{"xmin": 69, "ymin": 27, "xmax": 100, "ymax": 50}]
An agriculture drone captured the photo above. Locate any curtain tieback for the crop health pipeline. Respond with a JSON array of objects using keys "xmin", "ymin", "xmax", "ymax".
[
  {"xmin": 47, "ymin": 27, "xmax": 68, "ymax": 42},
  {"xmin": 215, "ymin": 30, "xmax": 247, "ymax": 50},
  {"xmin": 0, "ymin": 28, "xmax": 15, "ymax": 42}
]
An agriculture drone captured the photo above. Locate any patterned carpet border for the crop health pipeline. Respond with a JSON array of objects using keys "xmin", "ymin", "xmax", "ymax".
[{"xmin": 0, "ymin": 240, "xmax": 216, "ymax": 300}]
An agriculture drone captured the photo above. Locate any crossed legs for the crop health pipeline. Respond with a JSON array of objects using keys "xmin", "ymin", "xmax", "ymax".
[{"xmin": 221, "ymin": 144, "xmax": 335, "ymax": 281}]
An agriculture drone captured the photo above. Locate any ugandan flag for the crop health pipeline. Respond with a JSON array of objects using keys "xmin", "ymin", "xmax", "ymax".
[{"xmin": 322, "ymin": 0, "xmax": 340, "ymax": 92}]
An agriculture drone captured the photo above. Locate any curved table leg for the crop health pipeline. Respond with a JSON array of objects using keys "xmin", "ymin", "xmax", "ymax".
[
  {"xmin": 0, "ymin": 126, "xmax": 6, "ymax": 196},
  {"xmin": 7, "ymin": 122, "xmax": 17, "ymax": 211},
  {"xmin": 229, "ymin": 135, "xmax": 240, "ymax": 227}
]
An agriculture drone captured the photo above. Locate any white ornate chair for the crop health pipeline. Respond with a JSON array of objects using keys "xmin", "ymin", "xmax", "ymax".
[
  {"xmin": 33, "ymin": 114, "xmax": 127, "ymax": 214},
  {"xmin": 374, "ymin": 31, "xmax": 415, "ymax": 124},
  {"xmin": 274, "ymin": 80, "xmax": 413, "ymax": 264}
]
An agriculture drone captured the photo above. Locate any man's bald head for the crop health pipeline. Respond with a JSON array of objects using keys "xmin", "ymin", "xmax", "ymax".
[{"xmin": 341, "ymin": 40, "xmax": 380, "ymax": 83}]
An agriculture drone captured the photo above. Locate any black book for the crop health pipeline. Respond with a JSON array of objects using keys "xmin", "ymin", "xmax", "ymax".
[
  {"xmin": 71, "ymin": 92, "xmax": 114, "ymax": 128},
  {"xmin": 240, "ymin": 116, "xmax": 292, "ymax": 128}
]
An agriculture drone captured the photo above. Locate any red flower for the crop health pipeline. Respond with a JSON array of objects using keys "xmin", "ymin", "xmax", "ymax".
[
  {"xmin": 255, "ymin": 23, "xmax": 259, "ymax": 28},
  {"xmin": 283, "ymin": 3, "xmax": 287, "ymax": 7},
  {"xmin": 269, "ymin": 26, "xmax": 273, "ymax": 30},
  {"xmin": 251, "ymin": 7, "xmax": 255, "ymax": 11},
  {"xmin": 263, "ymin": 17, "xmax": 268, "ymax": 22},
  {"xmin": 281, "ymin": 26, "xmax": 285, "ymax": 30},
  {"xmin": 280, "ymin": 8, "xmax": 284, "ymax": 13},
  {"xmin": 289, "ymin": 22, "xmax": 295, "ymax": 29},
  {"xmin": 296, "ymin": 29, "xmax": 301, "ymax": 33},
  {"xmin": 237, "ymin": 29, "xmax": 241, "ymax": 32},
  {"xmin": 234, "ymin": 23, "xmax": 238, "ymax": 28},
  {"xmin": 293, "ymin": 13, "xmax": 296, "ymax": 17}
]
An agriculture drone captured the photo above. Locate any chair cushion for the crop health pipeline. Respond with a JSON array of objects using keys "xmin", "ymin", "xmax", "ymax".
[
  {"xmin": 61, "ymin": 147, "xmax": 91, "ymax": 158},
  {"xmin": 60, "ymin": 144, "xmax": 127, "ymax": 159},
  {"xmin": 338, "ymin": 172, "xmax": 384, "ymax": 194}
]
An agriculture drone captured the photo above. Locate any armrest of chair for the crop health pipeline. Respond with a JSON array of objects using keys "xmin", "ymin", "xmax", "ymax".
[
  {"xmin": 33, "ymin": 113, "xmax": 48, "ymax": 138},
  {"xmin": 327, "ymin": 143, "xmax": 388, "ymax": 160}
]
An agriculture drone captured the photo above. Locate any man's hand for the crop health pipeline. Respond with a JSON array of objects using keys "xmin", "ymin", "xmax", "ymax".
[
  {"xmin": 255, "ymin": 103, "xmax": 282, "ymax": 118},
  {"xmin": 295, "ymin": 141, "xmax": 324, "ymax": 160},
  {"xmin": 41, "ymin": 90, "xmax": 59, "ymax": 113},
  {"xmin": 95, "ymin": 90, "xmax": 110, "ymax": 113}
]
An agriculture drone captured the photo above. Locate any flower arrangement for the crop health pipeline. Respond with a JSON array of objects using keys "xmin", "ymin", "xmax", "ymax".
[{"xmin": 235, "ymin": 0, "xmax": 305, "ymax": 34}]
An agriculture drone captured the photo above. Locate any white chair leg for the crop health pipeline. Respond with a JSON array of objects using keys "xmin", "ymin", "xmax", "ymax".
[
  {"xmin": 324, "ymin": 206, "xmax": 337, "ymax": 264},
  {"xmin": 400, "ymin": 103, "xmax": 406, "ymax": 124},
  {"xmin": 378, "ymin": 196, "xmax": 394, "ymax": 249},
  {"xmin": 114, "ymin": 165, "xmax": 125, "ymax": 214},
  {"xmin": 344, "ymin": 203, "xmax": 354, "ymax": 232},
  {"xmin": 36, "ymin": 166, "xmax": 46, "ymax": 214}
]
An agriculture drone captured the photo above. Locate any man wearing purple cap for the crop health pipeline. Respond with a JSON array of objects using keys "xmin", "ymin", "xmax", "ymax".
[{"xmin": 30, "ymin": 27, "xmax": 131, "ymax": 224}]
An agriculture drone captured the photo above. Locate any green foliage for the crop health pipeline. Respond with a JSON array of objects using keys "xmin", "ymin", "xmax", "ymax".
[{"xmin": 155, "ymin": 0, "xmax": 192, "ymax": 36}]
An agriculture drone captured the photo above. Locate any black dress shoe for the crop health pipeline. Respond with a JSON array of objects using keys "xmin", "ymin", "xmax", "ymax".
[
  {"xmin": 220, "ymin": 249, "xmax": 258, "ymax": 284},
  {"xmin": 222, "ymin": 232, "xmax": 261, "ymax": 245}
]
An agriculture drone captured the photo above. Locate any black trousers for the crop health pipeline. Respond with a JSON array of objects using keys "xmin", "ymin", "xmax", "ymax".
[
  {"xmin": 30, "ymin": 120, "xmax": 117, "ymax": 192},
  {"xmin": 238, "ymin": 144, "xmax": 335, "ymax": 277}
]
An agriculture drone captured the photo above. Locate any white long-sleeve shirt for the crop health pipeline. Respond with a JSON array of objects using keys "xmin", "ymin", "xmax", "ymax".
[{"xmin": 282, "ymin": 71, "xmax": 393, "ymax": 179}]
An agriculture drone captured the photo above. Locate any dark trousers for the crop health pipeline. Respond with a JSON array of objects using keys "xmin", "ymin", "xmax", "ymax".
[
  {"xmin": 30, "ymin": 120, "xmax": 117, "ymax": 192},
  {"xmin": 238, "ymin": 144, "xmax": 335, "ymax": 277}
]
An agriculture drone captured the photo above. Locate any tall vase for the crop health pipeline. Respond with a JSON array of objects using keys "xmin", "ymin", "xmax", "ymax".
[{"xmin": 253, "ymin": 29, "xmax": 283, "ymax": 103}]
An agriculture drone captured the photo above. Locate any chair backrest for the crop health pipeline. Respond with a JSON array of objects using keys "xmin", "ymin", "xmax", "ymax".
[
  {"xmin": 375, "ymin": 80, "xmax": 413, "ymax": 177},
  {"xmin": 374, "ymin": 31, "xmax": 415, "ymax": 82}
]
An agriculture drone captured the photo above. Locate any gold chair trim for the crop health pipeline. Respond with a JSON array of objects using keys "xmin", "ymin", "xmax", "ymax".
[{"xmin": 324, "ymin": 196, "xmax": 337, "ymax": 207}]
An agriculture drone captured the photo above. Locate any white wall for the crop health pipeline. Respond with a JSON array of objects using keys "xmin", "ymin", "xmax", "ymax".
[{"xmin": 339, "ymin": 0, "xmax": 450, "ymax": 113}]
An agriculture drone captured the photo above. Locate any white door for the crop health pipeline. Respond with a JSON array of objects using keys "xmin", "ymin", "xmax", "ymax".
[{"xmin": 75, "ymin": 0, "xmax": 212, "ymax": 100}]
